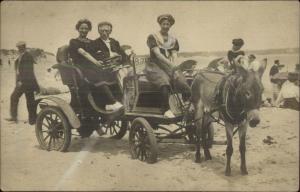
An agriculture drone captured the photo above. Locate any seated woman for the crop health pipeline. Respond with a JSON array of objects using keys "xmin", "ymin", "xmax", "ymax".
[
  {"xmin": 144, "ymin": 14, "xmax": 191, "ymax": 118},
  {"xmin": 275, "ymin": 72, "xmax": 299, "ymax": 111},
  {"xmin": 227, "ymin": 38, "xmax": 245, "ymax": 73},
  {"xmin": 68, "ymin": 19, "xmax": 123, "ymax": 111}
]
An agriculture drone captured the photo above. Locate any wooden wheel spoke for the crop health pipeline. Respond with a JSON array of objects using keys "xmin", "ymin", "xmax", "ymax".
[
  {"xmin": 44, "ymin": 116, "xmax": 53, "ymax": 126},
  {"xmin": 112, "ymin": 126, "xmax": 118, "ymax": 135},
  {"xmin": 43, "ymin": 134, "xmax": 50, "ymax": 142},
  {"xmin": 42, "ymin": 123, "xmax": 49, "ymax": 129},
  {"xmin": 48, "ymin": 136, "xmax": 53, "ymax": 150}
]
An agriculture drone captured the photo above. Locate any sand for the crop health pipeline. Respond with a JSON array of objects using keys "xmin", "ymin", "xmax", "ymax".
[{"xmin": 0, "ymin": 54, "xmax": 299, "ymax": 191}]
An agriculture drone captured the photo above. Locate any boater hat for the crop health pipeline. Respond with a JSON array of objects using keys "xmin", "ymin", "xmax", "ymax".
[
  {"xmin": 157, "ymin": 14, "xmax": 175, "ymax": 26},
  {"xmin": 16, "ymin": 41, "xmax": 26, "ymax": 47}
]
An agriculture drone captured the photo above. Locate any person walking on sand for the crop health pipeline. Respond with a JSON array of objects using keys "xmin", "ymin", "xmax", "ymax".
[{"xmin": 5, "ymin": 41, "xmax": 39, "ymax": 124}]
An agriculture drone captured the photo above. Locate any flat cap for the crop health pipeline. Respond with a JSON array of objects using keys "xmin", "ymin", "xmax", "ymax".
[{"xmin": 98, "ymin": 21, "xmax": 112, "ymax": 28}]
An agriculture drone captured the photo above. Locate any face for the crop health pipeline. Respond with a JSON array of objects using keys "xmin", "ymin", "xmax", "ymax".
[
  {"xmin": 17, "ymin": 45, "xmax": 26, "ymax": 52},
  {"xmin": 78, "ymin": 23, "xmax": 90, "ymax": 38},
  {"xmin": 232, "ymin": 44, "xmax": 242, "ymax": 51},
  {"xmin": 240, "ymin": 71, "xmax": 264, "ymax": 127},
  {"xmin": 98, "ymin": 25, "xmax": 112, "ymax": 40},
  {"xmin": 160, "ymin": 19, "xmax": 171, "ymax": 32},
  {"xmin": 248, "ymin": 56, "xmax": 255, "ymax": 63}
]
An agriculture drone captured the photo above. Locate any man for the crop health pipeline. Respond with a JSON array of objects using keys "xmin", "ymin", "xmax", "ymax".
[
  {"xmin": 90, "ymin": 22, "xmax": 127, "ymax": 111},
  {"xmin": 6, "ymin": 41, "xmax": 39, "ymax": 124},
  {"xmin": 269, "ymin": 60, "xmax": 282, "ymax": 102},
  {"xmin": 92, "ymin": 21, "xmax": 127, "ymax": 64}
]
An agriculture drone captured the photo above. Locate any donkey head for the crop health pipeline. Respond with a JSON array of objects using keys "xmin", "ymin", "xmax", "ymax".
[{"xmin": 235, "ymin": 64, "xmax": 264, "ymax": 127}]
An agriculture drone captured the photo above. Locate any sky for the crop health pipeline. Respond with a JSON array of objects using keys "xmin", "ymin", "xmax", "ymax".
[{"xmin": 1, "ymin": 1, "xmax": 299, "ymax": 54}]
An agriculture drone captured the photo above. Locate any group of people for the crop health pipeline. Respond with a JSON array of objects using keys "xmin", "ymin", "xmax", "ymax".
[
  {"xmin": 5, "ymin": 13, "xmax": 299, "ymax": 124},
  {"xmin": 269, "ymin": 60, "xmax": 299, "ymax": 110}
]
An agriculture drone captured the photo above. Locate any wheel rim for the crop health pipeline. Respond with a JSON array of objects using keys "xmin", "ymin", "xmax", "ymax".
[
  {"xmin": 38, "ymin": 111, "xmax": 66, "ymax": 151},
  {"xmin": 130, "ymin": 123, "xmax": 152, "ymax": 162}
]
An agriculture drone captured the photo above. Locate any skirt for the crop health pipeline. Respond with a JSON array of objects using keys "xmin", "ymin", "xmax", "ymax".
[{"xmin": 144, "ymin": 61, "xmax": 171, "ymax": 88}]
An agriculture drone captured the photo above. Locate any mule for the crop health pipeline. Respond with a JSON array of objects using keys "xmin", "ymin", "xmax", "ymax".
[{"xmin": 191, "ymin": 57, "xmax": 264, "ymax": 176}]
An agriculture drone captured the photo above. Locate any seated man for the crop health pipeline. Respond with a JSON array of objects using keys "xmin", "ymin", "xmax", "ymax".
[{"xmin": 90, "ymin": 21, "xmax": 128, "ymax": 111}]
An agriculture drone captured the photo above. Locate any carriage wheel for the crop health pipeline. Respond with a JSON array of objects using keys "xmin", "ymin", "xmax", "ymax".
[
  {"xmin": 35, "ymin": 107, "xmax": 71, "ymax": 152},
  {"xmin": 96, "ymin": 120, "xmax": 128, "ymax": 139},
  {"xmin": 129, "ymin": 118, "xmax": 158, "ymax": 164}
]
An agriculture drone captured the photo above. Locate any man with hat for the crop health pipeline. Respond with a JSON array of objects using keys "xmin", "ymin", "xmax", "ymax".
[
  {"xmin": 269, "ymin": 59, "xmax": 284, "ymax": 102},
  {"xmin": 227, "ymin": 38, "xmax": 245, "ymax": 72},
  {"xmin": 5, "ymin": 41, "xmax": 39, "ymax": 124}
]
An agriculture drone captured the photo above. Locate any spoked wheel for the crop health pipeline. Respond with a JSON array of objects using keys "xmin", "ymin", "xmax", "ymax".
[
  {"xmin": 129, "ymin": 118, "xmax": 158, "ymax": 164},
  {"xmin": 96, "ymin": 120, "xmax": 128, "ymax": 139},
  {"xmin": 35, "ymin": 107, "xmax": 71, "ymax": 152}
]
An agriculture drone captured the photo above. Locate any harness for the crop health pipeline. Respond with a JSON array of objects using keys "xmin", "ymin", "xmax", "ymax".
[{"xmin": 193, "ymin": 71, "xmax": 247, "ymax": 135}]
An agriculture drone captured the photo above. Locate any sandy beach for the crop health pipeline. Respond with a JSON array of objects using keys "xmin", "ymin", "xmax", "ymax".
[{"xmin": 0, "ymin": 53, "xmax": 299, "ymax": 191}]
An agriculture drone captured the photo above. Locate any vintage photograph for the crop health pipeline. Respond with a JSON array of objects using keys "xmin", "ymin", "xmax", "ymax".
[{"xmin": 0, "ymin": 1, "xmax": 299, "ymax": 191}]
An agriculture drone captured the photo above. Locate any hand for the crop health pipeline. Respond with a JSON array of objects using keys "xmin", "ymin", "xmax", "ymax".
[
  {"xmin": 95, "ymin": 60, "xmax": 103, "ymax": 67},
  {"xmin": 16, "ymin": 81, "xmax": 22, "ymax": 87}
]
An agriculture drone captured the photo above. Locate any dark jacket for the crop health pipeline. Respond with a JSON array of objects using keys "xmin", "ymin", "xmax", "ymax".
[
  {"xmin": 15, "ymin": 51, "xmax": 39, "ymax": 91},
  {"xmin": 91, "ymin": 37, "xmax": 127, "ymax": 64}
]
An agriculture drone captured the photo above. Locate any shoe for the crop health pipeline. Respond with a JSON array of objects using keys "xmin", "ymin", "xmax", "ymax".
[
  {"xmin": 5, "ymin": 117, "xmax": 18, "ymax": 123},
  {"xmin": 105, "ymin": 101, "xmax": 123, "ymax": 111},
  {"xmin": 164, "ymin": 110, "xmax": 175, "ymax": 118}
]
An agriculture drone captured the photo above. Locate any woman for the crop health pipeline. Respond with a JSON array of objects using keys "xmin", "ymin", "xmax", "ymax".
[
  {"xmin": 68, "ymin": 19, "xmax": 123, "ymax": 111},
  {"xmin": 144, "ymin": 14, "xmax": 191, "ymax": 118},
  {"xmin": 275, "ymin": 72, "xmax": 299, "ymax": 111},
  {"xmin": 227, "ymin": 38, "xmax": 245, "ymax": 72}
]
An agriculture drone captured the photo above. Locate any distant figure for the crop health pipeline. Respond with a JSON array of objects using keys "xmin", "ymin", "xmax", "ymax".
[
  {"xmin": 269, "ymin": 60, "xmax": 282, "ymax": 102},
  {"xmin": 227, "ymin": 38, "xmax": 245, "ymax": 72},
  {"xmin": 8, "ymin": 59, "xmax": 11, "ymax": 66},
  {"xmin": 248, "ymin": 54, "xmax": 259, "ymax": 71},
  {"xmin": 275, "ymin": 72, "xmax": 299, "ymax": 111},
  {"xmin": 0, "ymin": 58, "xmax": 2, "ymax": 66},
  {"xmin": 5, "ymin": 41, "xmax": 40, "ymax": 124},
  {"xmin": 295, "ymin": 63, "xmax": 300, "ymax": 73}
]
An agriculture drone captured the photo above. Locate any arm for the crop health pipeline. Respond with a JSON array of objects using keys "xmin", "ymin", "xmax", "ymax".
[
  {"xmin": 77, "ymin": 48, "xmax": 102, "ymax": 67},
  {"xmin": 152, "ymin": 47, "xmax": 174, "ymax": 76}
]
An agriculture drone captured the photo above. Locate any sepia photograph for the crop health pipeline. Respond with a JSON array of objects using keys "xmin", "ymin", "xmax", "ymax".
[{"xmin": 0, "ymin": 0, "xmax": 299, "ymax": 191}]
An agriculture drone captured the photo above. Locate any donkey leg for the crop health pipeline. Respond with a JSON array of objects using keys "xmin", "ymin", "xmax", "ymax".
[
  {"xmin": 225, "ymin": 123, "xmax": 234, "ymax": 176},
  {"xmin": 204, "ymin": 119, "xmax": 212, "ymax": 160},
  {"xmin": 194, "ymin": 102, "xmax": 204, "ymax": 163},
  {"xmin": 195, "ymin": 135, "xmax": 202, "ymax": 163},
  {"xmin": 239, "ymin": 122, "xmax": 248, "ymax": 175}
]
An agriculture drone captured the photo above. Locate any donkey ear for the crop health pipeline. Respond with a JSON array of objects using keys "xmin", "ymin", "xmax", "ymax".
[{"xmin": 256, "ymin": 59, "xmax": 268, "ymax": 80}]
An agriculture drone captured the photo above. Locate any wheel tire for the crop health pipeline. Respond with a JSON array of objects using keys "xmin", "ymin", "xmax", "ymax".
[
  {"xmin": 35, "ymin": 106, "xmax": 71, "ymax": 152},
  {"xmin": 129, "ymin": 117, "xmax": 158, "ymax": 164},
  {"xmin": 96, "ymin": 120, "xmax": 128, "ymax": 139}
]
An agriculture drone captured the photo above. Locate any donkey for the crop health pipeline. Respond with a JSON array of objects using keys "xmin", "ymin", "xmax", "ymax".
[{"xmin": 191, "ymin": 57, "xmax": 265, "ymax": 176}]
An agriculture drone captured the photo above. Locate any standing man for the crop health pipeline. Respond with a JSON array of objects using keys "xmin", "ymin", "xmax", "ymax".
[
  {"xmin": 5, "ymin": 41, "xmax": 39, "ymax": 124},
  {"xmin": 269, "ymin": 60, "xmax": 282, "ymax": 103}
]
